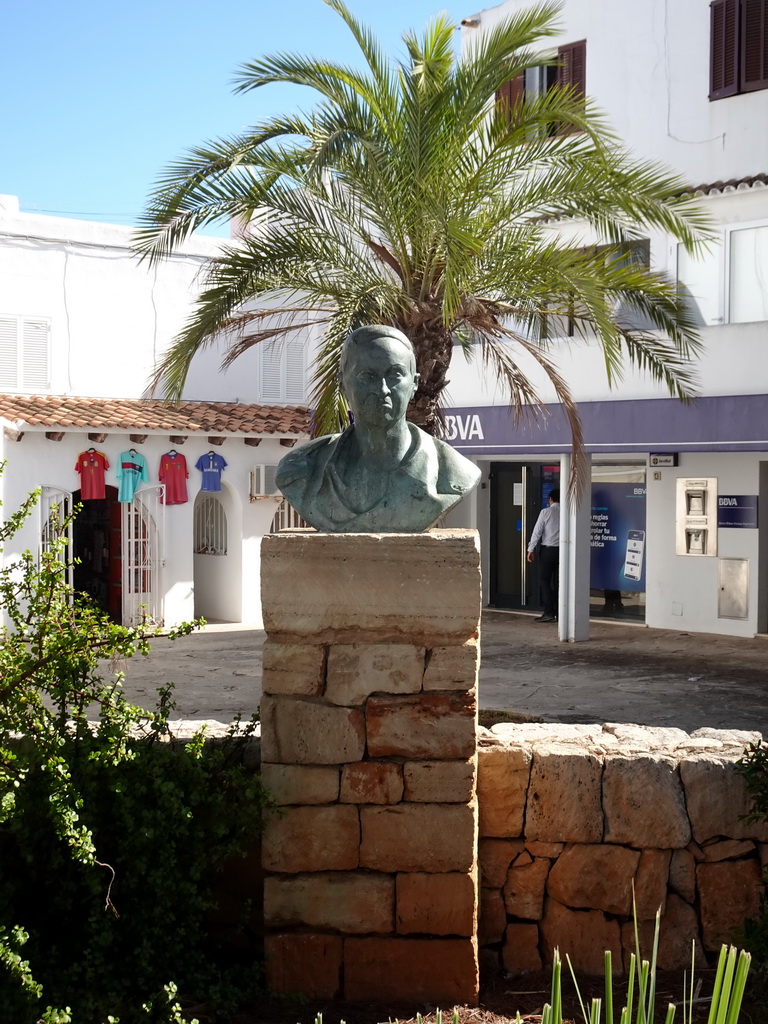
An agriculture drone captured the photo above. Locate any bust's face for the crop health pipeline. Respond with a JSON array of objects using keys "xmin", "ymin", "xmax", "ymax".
[{"xmin": 342, "ymin": 336, "xmax": 419, "ymax": 429}]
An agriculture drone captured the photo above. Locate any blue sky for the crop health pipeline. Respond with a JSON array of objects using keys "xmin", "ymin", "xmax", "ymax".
[{"xmin": 2, "ymin": 0, "xmax": 471, "ymax": 235}]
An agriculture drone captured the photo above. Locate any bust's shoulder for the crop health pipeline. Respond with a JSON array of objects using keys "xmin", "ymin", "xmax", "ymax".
[
  {"xmin": 275, "ymin": 433, "xmax": 340, "ymax": 488},
  {"xmin": 409, "ymin": 424, "xmax": 481, "ymax": 495}
]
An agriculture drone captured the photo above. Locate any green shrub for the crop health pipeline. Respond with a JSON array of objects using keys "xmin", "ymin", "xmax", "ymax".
[
  {"xmin": 0, "ymin": 484, "xmax": 271, "ymax": 1022},
  {"xmin": 735, "ymin": 740, "xmax": 768, "ymax": 984}
]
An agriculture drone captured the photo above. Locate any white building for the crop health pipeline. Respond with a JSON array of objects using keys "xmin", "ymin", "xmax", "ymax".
[
  {"xmin": 0, "ymin": 195, "xmax": 309, "ymax": 628},
  {"xmin": 449, "ymin": 0, "xmax": 768, "ymax": 639}
]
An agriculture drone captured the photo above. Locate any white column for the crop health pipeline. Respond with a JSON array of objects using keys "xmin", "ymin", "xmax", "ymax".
[{"xmin": 558, "ymin": 453, "xmax": 592, "ymax": 642}]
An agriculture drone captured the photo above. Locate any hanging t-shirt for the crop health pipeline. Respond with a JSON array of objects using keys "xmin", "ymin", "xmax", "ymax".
[
  {"xmin": 158, "ymin": 452, "xmax": 189, "ymax": 505},
  {"xmin": 195, "ymin": 452, "xmax": 227, "ymax": 492},
  {"xmin": 116, "ymin": 450, "xmax": 149, "ymax": 503},
  {"xmin": 75, "ymin": 450, "xmax": 109, "ymax": 500}
]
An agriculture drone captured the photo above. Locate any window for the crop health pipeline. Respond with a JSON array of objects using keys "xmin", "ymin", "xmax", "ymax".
[
  {"xmin": 260, "ymin": 338, "xmax": 306, "ymax": 403},
  {"xmin": 497, "ymin": 40, "xmax": 586, "ymax": 125},
  {"xmin": 194, "ymin": 495, "xmax": 227, "ymax": 555},
  {"xmin": 710, "ymin": 0, "xmax": 768, "ymax": 99},
  {"xmin": 676, "ymin": 221, "xmax": 768, "ymax": 325},
  {"xmin": 0, "ymin": 316, "xmax": 50, "ymax": 391}
]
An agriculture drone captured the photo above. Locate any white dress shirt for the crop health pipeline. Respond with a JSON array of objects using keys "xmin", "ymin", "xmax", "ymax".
[{"xmin": 528, "ymin": 502, "xmax": 560, "ymax": 551}]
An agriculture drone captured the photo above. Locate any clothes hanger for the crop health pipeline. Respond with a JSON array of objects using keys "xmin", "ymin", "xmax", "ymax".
[
  {"xmin": 130, "ymin": 448, "xmax": 138, "ymax": 456},
  {"xmin": 168, "ymin": 449, "xmax": 178, "ymax": 456},
  {"xmin": 87, "ymin": 447, "xmax": 96, "ymax": 453}
]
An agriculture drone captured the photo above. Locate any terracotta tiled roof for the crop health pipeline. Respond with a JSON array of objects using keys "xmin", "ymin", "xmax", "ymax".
[
  {"xmin": 680, "ymin": 172, "xmax": 768, "ymax": 196},
  {"xmin": 0, "ymin": 395, "xmax": 311, "ymax": 436}
]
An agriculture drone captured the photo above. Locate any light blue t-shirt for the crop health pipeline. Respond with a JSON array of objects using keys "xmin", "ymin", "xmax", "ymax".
[{"xmin": 116, "ymin": 450, "xmax": 149, "ymax": 503}]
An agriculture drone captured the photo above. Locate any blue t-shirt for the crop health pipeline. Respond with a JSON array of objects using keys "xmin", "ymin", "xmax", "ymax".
[
  {"xmin": 195, "ymin": 452, "xmax": 227, "ymax": 492},
  {"xmin": 116, "ymin": 450, "xmax": 149, "ymax": 503}
]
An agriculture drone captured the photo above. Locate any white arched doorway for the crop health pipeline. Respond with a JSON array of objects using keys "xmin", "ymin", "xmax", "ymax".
[{"xmin": 192, "ymin": 482, "xmax": 242, "ymax": 622}]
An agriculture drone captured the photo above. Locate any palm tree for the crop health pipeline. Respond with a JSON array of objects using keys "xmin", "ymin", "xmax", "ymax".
[{"xmin": 135, "ymin": 0, "xmax": 710, "ymax": 491}]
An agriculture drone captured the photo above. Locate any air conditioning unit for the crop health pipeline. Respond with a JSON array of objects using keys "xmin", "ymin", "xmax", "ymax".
[{"xmin": 249, "ymin": 465, "xmax": 280, "ymax": 501}]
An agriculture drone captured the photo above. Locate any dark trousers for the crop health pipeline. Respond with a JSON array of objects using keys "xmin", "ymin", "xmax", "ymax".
[{"xmin": 539, "ymin": 545, "xmax": 559, "ymax": 618}]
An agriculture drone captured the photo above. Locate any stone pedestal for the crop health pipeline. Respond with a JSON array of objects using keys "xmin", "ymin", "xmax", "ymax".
[{"xmin": 261, "ymin": 530, "xmax": 481, "ymax": 1005}]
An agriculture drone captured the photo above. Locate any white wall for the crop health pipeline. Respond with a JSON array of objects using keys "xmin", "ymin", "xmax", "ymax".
[
  {"xmin": 0, "ymin": 429, "xmax": 290, "ymax": 628},
  {"xmin": 646, "ymin": 452, "xmax": 761, "ymax": 637},
  {"xmin": 464, "ymin": 0, "xmax": 768, "ymax": 183}
]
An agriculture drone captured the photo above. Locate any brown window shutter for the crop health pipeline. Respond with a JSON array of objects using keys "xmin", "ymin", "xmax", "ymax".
[
  {"xmin": 495, "ymin": 71, "xmax": 525, "ymax": 124},
  {"xmin": 711, "ymin": 0, "xmax": 740, "ymax": 98},
  {"xmin": 557, "ymin": 40, "xmax": 586, "ymax": 97},
  {"xmin": 741, "ymin": 0, "xmax": 768, "ymax": 90}
]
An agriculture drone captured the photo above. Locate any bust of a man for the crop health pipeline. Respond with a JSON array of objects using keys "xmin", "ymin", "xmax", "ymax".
[{"xmin": 275, "ymin": 325, "xmax": 481, "ymax": 532}]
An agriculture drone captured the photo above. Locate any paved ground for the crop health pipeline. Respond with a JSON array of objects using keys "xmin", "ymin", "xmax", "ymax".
[{"xmin": 113, "ymin": 611, "xmax": 768, "ymax": 734}]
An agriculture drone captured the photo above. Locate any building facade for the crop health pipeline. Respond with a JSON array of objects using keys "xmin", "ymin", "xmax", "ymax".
[
  {"xmin": 0, "ymin": 195, "xmax": 309, "ymax": 628},
  {"xmin": 449, "ymin": 0, "xmax": 768, "ymax": 639}
]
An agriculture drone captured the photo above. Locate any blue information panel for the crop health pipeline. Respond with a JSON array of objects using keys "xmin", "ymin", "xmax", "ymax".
[
  {"xmin": 717, "ymin": 495, "xmax": 758, "ymax": 529},
  {"xmin": 590, "ymin": 483, "xmax": 647, "ymax": 592}
]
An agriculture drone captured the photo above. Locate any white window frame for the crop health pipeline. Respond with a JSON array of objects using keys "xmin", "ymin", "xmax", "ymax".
[
  {"xmin": 675, "ymin": 218, "xmax": 768, "ymax": 327},
  {"xmin": 259, "ymin": 338, "xmax": 306, "ymax": 403},
  {"xmin": 0, "ymin": 316, "xmax": 51, "ymax": 392}
]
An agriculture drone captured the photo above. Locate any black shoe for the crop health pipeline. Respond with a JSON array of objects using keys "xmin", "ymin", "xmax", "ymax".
[{"xmin": 536, "ymin": 615, "xmax": 556, "ymax": 622}]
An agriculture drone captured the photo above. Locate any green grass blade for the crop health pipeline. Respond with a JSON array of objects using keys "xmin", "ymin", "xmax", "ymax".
[
  {"xmin": 625, "ymin": 951, "xmax": 636, "ymax": 1024},
  {"xmin": 590, "ymin": 997, "xmax": 602, "ymax": 1024},
  {"xmin": 637, "ymin": 960, "xmax": 650, "ymax": 1024},
  {"xmin": 567, "ymin": 952, "xmax": 590, "ymax": 1024},
  {"xmin": 663, "ymin": 1004, "xmax": 676, "ymax": 1024},
  {"xmin": 707, "ymin": 945, "xmax": 728, "ymax": 1024},
  {"xmin": 552, "ymin": 949, "xmax": 562, "ymax": 1024},
  {"xmin": 605, "ymin": 950, "xmax": 614, "ymax": 1024},
  {"xmin": 713, "ymin": 947, "xmax": 737, "ymax": 1024},
  {"xmin": 647, "ymin": 908, "xmax": 662, "ymax": 1024},
  {"xmin": 724, "ymin": 950, "xmax": 751, "ymax": 1024}
]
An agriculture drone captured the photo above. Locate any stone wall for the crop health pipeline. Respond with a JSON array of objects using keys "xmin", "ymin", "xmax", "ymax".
[
  {"xmin": 259, "ymin": 530, "xmax": 482, "ymax": 1004},
  {"xmin": 477, "ymin": 723, "xmax": 767, "ymax": 977}
]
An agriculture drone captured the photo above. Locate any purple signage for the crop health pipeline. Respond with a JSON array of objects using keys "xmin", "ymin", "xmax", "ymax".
[{"xmin": 717, "ymin": 495, "xmax": 758, "ymax": 529}]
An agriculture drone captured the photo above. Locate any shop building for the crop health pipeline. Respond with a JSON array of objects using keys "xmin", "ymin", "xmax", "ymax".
[{"xmin": 449, "ymin": 0, "xmax": 768, "ymax": 638}]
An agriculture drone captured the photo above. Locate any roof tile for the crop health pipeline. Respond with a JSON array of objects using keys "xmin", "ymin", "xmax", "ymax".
[{"xmin": 0, "ymin": 395, "xmax": 311, "ymax": 436}]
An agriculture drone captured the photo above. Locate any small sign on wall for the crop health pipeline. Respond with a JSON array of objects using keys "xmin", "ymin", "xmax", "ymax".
[
  {"xmin": 649, "ymin": 453, "xmax": 678, "ymax": 467},
  {"xmin": 717, "ymin": 495, "xmax": 758, "ymax": 529}
]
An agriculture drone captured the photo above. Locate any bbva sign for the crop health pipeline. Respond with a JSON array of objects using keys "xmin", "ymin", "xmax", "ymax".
[{"xmin": 441, "ymin": 414, "xmax": 485, "ymax": 442}]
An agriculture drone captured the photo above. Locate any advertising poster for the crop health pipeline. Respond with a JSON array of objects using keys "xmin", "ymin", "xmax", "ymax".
[{"xmin": 590, "ymin": 482, "xmax": 647, "ymax": 592}]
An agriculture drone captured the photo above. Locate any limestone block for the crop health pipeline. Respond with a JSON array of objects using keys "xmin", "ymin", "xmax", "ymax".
[
  {"xmin": 680, "ymin": 756, "xmax": 768, "ymax": 843},
  {"xmin": 423, "ymin": 641, "xmax": 479, "ymax": 691},
  {"xmin": 326, "ymin": 644, "xmax": 424, "ymax": 705},
  {"xmin": 526, "ymin": 841, "xmax": 565, "ymax": 858},
  {"xmin": 669, "ymin": 849, "xmax": 696, "ymax": 903},
  {"xmin": 515, "ymin": 850, "xmax": 533, "ymax": 867},
  {"xmin": 634, "ymin": 849, "xmax": 671, "ymax": 920},
  {"xmin": 480, "ymin": 838, "xmax": 526, "ymax": 888},
  {"xmin": 260, "ymin": 695, "xmax": 365, "ymax": 764},
  {"xmin": 360, "ymin": 804, "xmax": 475, "ymax": 872},
  {"xmin": 503, "ymin": 858, "xmax": 550, "ymax": 920},
  {"xmin": 526, "ymin": 747, "xmax": 603, "ymax": 843},
  {"xmin": 262, "ymin": 805, "xmax": 359, "ymax": 873},
  {"xmin": 502, "ymin": 923, "xmax": 542, "ymax": 974},
  {"xmin": 366, "ymin": 693, "xmax": 476, "ymax": 759},
  {"xmin": 541, "ymin": 899, "xmax": 622, "ymax": 976},
  {"xmin": 477, "ymin": 746, "xmax": 531, "ymax": 838},
  {"xmin": 404, "ymin": 759, "xmax": 476, "ymax": 803},
  {"xmin": 260, "ymin": 764, "xmax": 339, "ymax": 805},
  {"xmin": 546, "ymin": 845, "xmax": 639, "ymax": 916},
  {"xmin": 698, "ymin": 858, "xmax": 763, "ymax": 951},
  {"xmin": 603, "ymin": 755, "xmax": 690, "ymax": 848},
  {"xmin": 265, "ymin": 872, "xmax": 394, "ymax": 933},
  {"xmin": 261, "ymin": 531, "xmax": 482, "ymax": 645},
  {"xmin": 265, "ymin": 933, "xmax": 342, "ymax": 998},
  {"xmin": 622, "ymin": 894, "xmax": 706, "ymax": 972},
  {"xmin": 760, "ymin": 843, "xmax": 768, "ymax": 869},
  {"xmin": 702, "ymin": 838, "xmax": 756, "ymax": 861},
  {"xmin": 344, "ymin": 936, "xmax": 479, "ymax": 1004},
  {"xmin": 340, "ymin": 761, "xmax": 404, "ymax": 804},
  {"xmin": 396, "ymin": 872, "xmax": 476, "ymax": 936},
  {"xmin": 261, "ymin": 640, "xmax": 326, "ymax": 696},
  {"xmin": 479, "ymin": 888, "xmax": 507, "ymax": 945}
]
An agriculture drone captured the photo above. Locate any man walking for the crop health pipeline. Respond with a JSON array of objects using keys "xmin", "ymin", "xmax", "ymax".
[{"xmin": 527, "ymin": 489, "xmax": 560, "ymax": 622}]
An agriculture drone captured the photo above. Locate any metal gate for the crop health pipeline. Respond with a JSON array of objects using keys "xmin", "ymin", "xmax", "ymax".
[
  {"xmin": 122, "ymin": 485, "xmax": 165, "ymax": 626},
  {"xmin": 40, "ymin": 486, "xmax": 74, "ymax": 588}
]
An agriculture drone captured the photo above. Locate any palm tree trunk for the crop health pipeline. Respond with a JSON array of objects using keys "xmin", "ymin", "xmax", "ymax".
[{"xmin": 403, "ymin": 320, "xmax": 453, "ymax": 436}]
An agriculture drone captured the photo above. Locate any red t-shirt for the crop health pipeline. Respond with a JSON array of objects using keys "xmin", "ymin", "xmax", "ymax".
[
  {"xmin": 75, "ymin": 450, "xmax": 109, "ymax": 500},
  {"xmin": 158, "ymin": 452, "xmax": 189, "ymax": 505}
]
